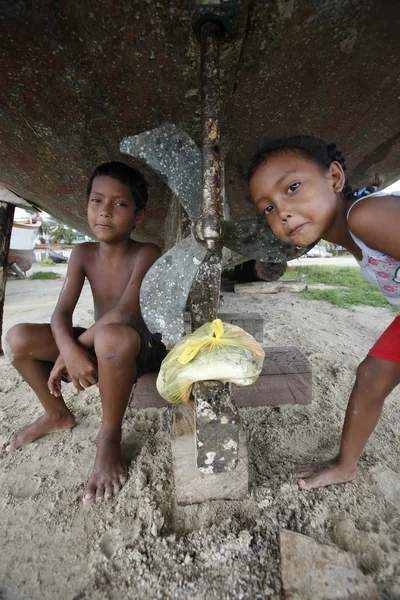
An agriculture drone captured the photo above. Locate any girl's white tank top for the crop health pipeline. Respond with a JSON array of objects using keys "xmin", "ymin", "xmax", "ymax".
[{"xmin": 347, "ymin": 191, "xmax": 400, "ymax": 306}]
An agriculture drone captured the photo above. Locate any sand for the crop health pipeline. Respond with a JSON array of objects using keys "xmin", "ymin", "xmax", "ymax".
[{"xmin": 1, "ymin": 269, "xmax": 400, "ymax": 599}]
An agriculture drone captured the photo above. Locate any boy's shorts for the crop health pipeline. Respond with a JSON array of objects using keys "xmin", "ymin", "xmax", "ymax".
[
  {"xmin": 135, "ymin": 330, "xmax": 167, "ymax": 379},
  {"xmin": 60, "ymin": 326, "xmax": 167, "ymax": 382},
  {"xmin": 368, "ymin": 315, "xmax": 400, "ymax": 363}
]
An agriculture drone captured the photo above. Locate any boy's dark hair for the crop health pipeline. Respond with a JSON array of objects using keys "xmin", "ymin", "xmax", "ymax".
[
  {"xmin": 247, "ymin": 135, "xmax": 379, "ymax": 201},
  {"xmin": 87, "ymin": 161, "xmax": 148, "ymax": 211}
]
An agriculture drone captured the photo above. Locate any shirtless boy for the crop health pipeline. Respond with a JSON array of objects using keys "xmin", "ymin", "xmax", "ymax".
[{"xmin": 5, "ymin": 161, "xmax": 166, "ymax": 504}]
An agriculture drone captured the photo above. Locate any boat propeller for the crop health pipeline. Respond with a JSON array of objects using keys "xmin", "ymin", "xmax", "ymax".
[{"xmin": 121, "ymin": 122, "xmax": 307, "ymax": 342}]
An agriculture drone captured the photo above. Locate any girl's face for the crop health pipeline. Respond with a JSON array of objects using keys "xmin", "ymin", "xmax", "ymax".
[{"xmin": 249, "ymin": 150, "xmax": 345, "ymax": 246}]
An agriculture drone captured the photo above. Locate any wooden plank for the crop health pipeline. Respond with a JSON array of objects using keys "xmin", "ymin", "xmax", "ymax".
[
  {"xmin": 262, "ymin": 346, "xmax": 312, "ymax": 375},
  {"xmin": 171, "ymin": 403, "xmax": 248, "ymax": 505},
  {"xmin": 0, "ymin": 185, "xmax": 32, "ymax": 209},
  {"xmin": 129, "ymin": 347, "xmax": 312, "ymax": 408},
  {"xmin": 233, "ymin": 373, "xmax": 312, "ymax": 406},
  {"xmin": 234, "ymin": 280, "xmax": 306, "ymax": 294},
  {"xmin": 193, "ymin": 381, "xmax": 240, "ymax": 473},
  {"xmin": 217, "ymin": 312, "xmax": 264, "ymax": 343},
  {"xmin": 184, "ymin": 311, "xmax": 264, "ymax": 342},
  {"xmin": 236, "ymin": 345, "xmax": 312, "ymax": 406},
  {"xmin": 129, "ymin": 374, "xmax": 169, "ymax": 409}
]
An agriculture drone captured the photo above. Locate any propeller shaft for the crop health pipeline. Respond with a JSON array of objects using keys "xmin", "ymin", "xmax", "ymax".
[{"xmin": 200, "ymin": 20, "xmax": 223, "ymax": 253}]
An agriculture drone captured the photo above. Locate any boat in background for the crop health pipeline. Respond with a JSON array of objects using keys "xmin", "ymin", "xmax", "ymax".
[
  {"xmin": 47, "ymin": 248, "xmax": 68, "ymax": 264},
  {"xmin": 8, "ymin": 215, "xmax": 41, "ymax": 276}
]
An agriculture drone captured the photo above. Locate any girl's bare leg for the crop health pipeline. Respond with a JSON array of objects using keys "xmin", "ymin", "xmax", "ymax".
[
  {"xmin": 293, "ymin": 356, "xmax": 400, "ymax": 489},
  {"xmin": 83, "ymin": 323, "xmax": 141, "ymax": 504},
  {"xmin": 5, "ymin": 323, "xmax": 75, "ymax": 450}
]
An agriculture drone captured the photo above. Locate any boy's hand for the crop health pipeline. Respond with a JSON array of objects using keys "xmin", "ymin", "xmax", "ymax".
[
  {"xmin": 48, "ymin": 354, "xmax": 67, "ymax": 397},
  {"xmin": 48, "ymin": 348, "xmax": 98, "ymax": 396}
]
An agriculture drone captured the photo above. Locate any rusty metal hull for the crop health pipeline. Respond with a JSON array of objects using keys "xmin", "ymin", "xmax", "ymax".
[{"xmin": 0, "ymin": 1, "xmax": 399, "ymax": 245}]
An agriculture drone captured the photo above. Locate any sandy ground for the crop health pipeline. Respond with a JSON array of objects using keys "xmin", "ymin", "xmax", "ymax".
[{"xmin": 1, "ymin": 267, "xmax": 400, "ymax": 599}]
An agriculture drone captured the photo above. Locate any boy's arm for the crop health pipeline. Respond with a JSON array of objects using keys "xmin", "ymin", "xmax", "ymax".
[
  {"xmin": 348, "ymin": 195, "xmax": 400, "ymax": 260},
  {"xmin": 49, "ymin": 244, "xmax": 98, "ymax": 395},
  {"xmin": 50, "ymin": 245, "xmax": 86, "ymax": 354},
  {"xmin": 76, "ymin": 243, "xmax": 161, "ymax": 349}
]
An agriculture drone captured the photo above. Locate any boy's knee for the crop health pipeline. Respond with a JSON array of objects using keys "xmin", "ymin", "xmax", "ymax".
[
  {"xmin": 4, "ymin": 324, "xmax": 30, "ymax": 361},
  {"xmin": 94, "ymin": 324, "xmax": 140, "ymax": 359}
]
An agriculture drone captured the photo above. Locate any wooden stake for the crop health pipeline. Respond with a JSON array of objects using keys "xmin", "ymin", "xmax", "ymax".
[
  {"xmin": 0, "ymin": 202, "xmax": 15, "ymax": 354},
  {"xmin": 171, "ymin": 402, "xmax": 248, "ymax": 505}
]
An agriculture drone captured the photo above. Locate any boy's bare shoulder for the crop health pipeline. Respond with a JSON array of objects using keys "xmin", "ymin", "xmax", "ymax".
[
  {"xmin": 132, "ymin": 241, "xmax": 161, "ymax": 259},
  {"xmin": 73, "ymin": 241, "xmax": 99, "ymax": 253},
  {"xmin": 70, "ymin": 241, "xmax": 99, "ymax": 260}
]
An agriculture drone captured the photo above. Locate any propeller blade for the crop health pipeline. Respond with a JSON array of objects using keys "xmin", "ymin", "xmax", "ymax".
[
  {"xmin": 120, "ymin": 122, "xmax": 202, "ymax": 221},
  {"xmin": 140, "ymin": 235, "xmax": 207, "ymax": 343},
  {"xmin": 223, "ymin": 217, "xmax": 312, "ymax": 262}
]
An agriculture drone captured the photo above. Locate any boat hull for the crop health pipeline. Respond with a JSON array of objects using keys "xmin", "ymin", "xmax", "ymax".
[{"xmin": 0, "ymin": 1, "xmax": 399, "ymax": 247}]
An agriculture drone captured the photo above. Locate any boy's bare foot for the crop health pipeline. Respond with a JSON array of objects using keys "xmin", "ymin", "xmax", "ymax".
[
  {"xmin": 8, "ymin": 410, "xmax": 76, "ymax": 451},
  {"xmin": 293, "ymin": 458, "xmax": 357, "ymax": 490},
  {"xmin": 83, "ymin": 430, "xmax": 127, "ymax": 504}
]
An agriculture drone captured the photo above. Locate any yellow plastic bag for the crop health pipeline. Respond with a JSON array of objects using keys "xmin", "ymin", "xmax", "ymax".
[{"xmin": 156, "ymin": 319, "xmax": 265, "ymax": 404}]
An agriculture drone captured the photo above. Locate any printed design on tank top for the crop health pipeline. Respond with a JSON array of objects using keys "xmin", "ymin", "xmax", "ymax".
[{"xmin": 366, "ymin": 256, "xmax": 400, "ymax": 297}]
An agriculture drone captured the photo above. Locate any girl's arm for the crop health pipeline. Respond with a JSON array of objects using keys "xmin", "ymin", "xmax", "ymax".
[
  {"xmin": 50, "ymin": 245, "xmax": 86, "ymax": 355},
  {"xmin": 347, "ymin": 194, "xmax": 400, "ymax": 260},
  {"xmin": 76, "ymin": 242, "xmax": 161, "ymax": 349}
]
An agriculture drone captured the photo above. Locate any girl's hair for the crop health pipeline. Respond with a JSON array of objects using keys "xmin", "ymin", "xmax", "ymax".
[
  {"xmin": 247, "ymin": 135, "xmax": 379, "ymax": 201},
  {"xmin": 87, "ymin": 161, "xmax": 148, "ymax": 211}
]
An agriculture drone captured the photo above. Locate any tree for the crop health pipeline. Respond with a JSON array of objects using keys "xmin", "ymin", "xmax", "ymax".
[
  {"xmin": 40, "ymin": 217, "xmax": 75, "ymax": 244},
  {"xmin": 38, "ymin": 218, "xmax": 50, "ymax": 244}
]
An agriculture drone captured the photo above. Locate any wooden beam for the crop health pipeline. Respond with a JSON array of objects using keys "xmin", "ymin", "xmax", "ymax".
[
  {"xmin": 130, "ymin": 347, "xmax": 312, "ymax": 409},
  {"xmin": 0, "ymin": 186, "xmax": 33, "ymax": 209},
  {"xmin": 0, "ymin": 202, "xmax": 15, "ymax": 355},
  {"xmin": 171, "ymin": 402, "xmax": 248, "ymax": 505},
  {"xmin": 232, "ymin": 346, "xmax": 312, "ymax": 406}
]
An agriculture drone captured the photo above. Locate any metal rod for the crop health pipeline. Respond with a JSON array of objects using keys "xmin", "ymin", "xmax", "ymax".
[
  {"xmin": 0, "ymin": 202, "xmax": 15, "ymax": 354},
  {"xmin": 200, "ymin": 20, "xmax": 222, "ymax": 252}
]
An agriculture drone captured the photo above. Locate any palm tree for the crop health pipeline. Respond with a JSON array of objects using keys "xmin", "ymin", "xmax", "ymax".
[
  {"xmin": 38, "ymin": 217, "xmax": 50, "ymax": 244},
  {"xmin": 45, "ymin": 217, "xmax": 75, "ymax": 244}
]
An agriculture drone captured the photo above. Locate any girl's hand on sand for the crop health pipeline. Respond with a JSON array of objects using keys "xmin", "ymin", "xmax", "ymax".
[{"xmin": 48, "ymin": 349, "xmax": 98, "ymax": 395}]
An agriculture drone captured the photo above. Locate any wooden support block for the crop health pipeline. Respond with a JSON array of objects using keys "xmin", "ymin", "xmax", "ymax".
[
  {"xmin": 171, "ymin": 403, "xmax": 248, "ymax": 505},
  {"xmin": 193, "ymin": 381, "xmax": 240, "ymax": 473},
  {"xmin": 129, "ymin": 374, "xmax": 169, "ymax": 409},
  {"xmin": 233, "ymin": 346, "xmax": 312, "ymax": 407},
  {"xmin": 217, "ymin": 312, "xmax": 263, "ymax": 343},
  {"xmin": 234, "ymin": 280, "xmax": 306, "ymax": 294},
  {"xmin": 130, "ymin": 347, "xmax": 312, "ymax": 409},
  {"xmin": 184, "ymin": 311, "xmax": 264, "ymax": 342}
]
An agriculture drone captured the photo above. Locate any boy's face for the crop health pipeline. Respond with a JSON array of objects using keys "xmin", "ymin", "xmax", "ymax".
[{"xmin": 87, "ymin": 175, "xmax": 145, "ymax": 242}]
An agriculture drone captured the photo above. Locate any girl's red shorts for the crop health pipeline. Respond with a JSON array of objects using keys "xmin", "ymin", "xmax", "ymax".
[{"xmin": 368, "ymin": 315, "xmax": 400, "ymax": 363}]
